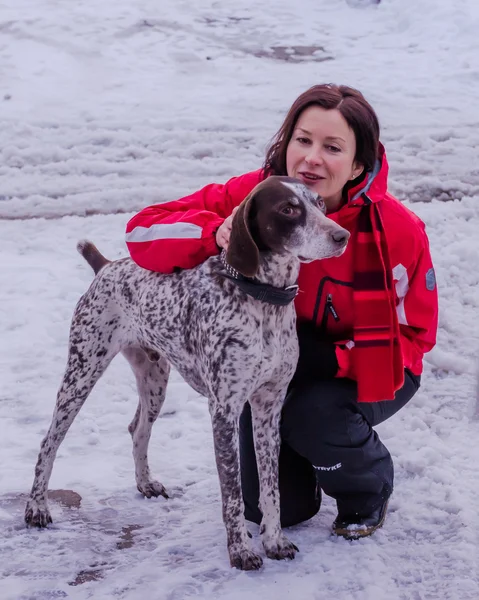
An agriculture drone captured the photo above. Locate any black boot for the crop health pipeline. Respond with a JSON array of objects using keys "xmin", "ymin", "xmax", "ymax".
[{"xmin": 332, "ymin": 497, "xmax": 390, "ymax": 540}]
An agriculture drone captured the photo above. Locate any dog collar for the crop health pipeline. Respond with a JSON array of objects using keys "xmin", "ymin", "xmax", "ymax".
[{"xmin": 218, "ymin": 250, "xmax": 299, "ymax": 306}]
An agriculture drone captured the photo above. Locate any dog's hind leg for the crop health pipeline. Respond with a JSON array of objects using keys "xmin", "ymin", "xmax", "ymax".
[
  {"xmin": 122, "ymin": 346, "xmax": 170, "ymax": 499},
  {"xmin": 25, "ymin": 302, "xmax": 121, "ymax": 527}
]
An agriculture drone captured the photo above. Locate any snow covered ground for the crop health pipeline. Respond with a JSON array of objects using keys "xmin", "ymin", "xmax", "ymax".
[{"xmin": 1, "ymin": 0, "xmax": 479, "ymax": 598}]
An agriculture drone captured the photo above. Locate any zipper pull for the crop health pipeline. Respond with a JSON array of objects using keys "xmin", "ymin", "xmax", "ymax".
[{"xmin": 326, "ymin": 294, "xmax": 340, "ymax": 322}]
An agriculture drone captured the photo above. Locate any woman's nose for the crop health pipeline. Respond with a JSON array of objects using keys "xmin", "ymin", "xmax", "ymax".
[{"xmin": 305, "ymin": 146, "xmax": 323, "ymax": 165}]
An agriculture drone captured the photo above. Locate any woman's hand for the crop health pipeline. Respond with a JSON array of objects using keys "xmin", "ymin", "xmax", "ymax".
[{"xmin": 215, "ymin": 206, "xmax": 239, "ymax": 250}]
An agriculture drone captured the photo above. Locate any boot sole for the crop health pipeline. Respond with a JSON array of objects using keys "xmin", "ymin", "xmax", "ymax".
[{"xmin": 332, "ymin": 499, "xmax": 389, "ymax": 540}]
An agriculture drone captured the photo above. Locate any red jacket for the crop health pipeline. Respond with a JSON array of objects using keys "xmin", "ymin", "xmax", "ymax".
[{"xmin": 126, "ymin": 152, "xmax": 438, "ymax": 387}]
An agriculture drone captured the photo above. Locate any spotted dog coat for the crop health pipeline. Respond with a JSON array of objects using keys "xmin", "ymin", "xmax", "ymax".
[{"xmin": 25, "ymin": 176, "xmax": 349, "ymax": 570}]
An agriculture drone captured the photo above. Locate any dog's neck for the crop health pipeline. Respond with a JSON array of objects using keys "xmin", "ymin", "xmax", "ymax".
[
  {"xmin": 220, "ymin": 250, "xmax": 300, "ymax": 288},
  {"xmin": 255, "ymin": 252, "xmax": 300, "ymax": 289}
]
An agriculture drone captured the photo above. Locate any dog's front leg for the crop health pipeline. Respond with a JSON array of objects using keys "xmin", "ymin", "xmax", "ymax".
[
  {"xmin": 250, "ymin": 385, "xmax": 298, "ymax": 561},
  {"xmin": 209, "ymin": 400, "xmax": 263, "ymax": 571}
]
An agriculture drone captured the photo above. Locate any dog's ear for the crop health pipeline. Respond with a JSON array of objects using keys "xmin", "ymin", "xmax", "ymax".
[{"xmin": 226, "ymin": 191, "xmax": 259, "ymax": 278}]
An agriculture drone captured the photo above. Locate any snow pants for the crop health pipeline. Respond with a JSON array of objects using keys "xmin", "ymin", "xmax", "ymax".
[{"xmin": 239, "ymin": 369, "xmax": 420, "ymax": 527}]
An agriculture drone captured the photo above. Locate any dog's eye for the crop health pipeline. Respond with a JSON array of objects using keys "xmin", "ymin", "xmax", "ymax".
[
  {"xmin": 281, "ymin": 206, "xmax": 295, "ymax": 216},
  {"xmin": 313, "ymin": 195, "xmax": 326, "ymax": 213}
]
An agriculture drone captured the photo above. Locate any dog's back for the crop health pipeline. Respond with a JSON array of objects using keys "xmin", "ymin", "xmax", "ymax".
[{"xmin": 76, "ymin": 243, "xmax": 288, "ymax": 397}]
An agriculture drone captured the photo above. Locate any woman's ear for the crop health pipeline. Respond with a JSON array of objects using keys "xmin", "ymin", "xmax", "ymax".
[
  {"xmin": 350, "ymin": 162, "xmax": 364, "ymax": 181},
  {"xmin": 226, "ymin": 192, "xmax": 260, "ymax": 278}
]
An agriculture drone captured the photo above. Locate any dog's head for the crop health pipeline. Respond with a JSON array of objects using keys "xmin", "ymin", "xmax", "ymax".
[{"xmin": 226, "ymin": 176, "xmax": 350, "ymax": 278}]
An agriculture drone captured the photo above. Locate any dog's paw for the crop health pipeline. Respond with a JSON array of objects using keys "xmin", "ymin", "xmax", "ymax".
[
  {"xmin": 263, "ymin": 534, "xmax": 298, "ymax": 561},
  {"xmin": 24, "ymin": 499, "xmax": 52, "ymax": 528},
  {"xmin": 229, "ymin": 548, "xmax": 263, "ymax": 571},
  {"xmin": 137, "ymin": 481, "xmax": 169, "ymax": 499}
]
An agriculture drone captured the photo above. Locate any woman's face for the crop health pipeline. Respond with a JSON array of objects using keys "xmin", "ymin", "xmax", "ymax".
[{"xmin": 286, "ymin": 106, "xmax": 363, "ymax": 212}]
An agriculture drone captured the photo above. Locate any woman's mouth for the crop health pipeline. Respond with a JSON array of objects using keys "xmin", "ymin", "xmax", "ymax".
[{"xmin": 298, "ymin": 172, "xmax": 325, "ymax": 183}]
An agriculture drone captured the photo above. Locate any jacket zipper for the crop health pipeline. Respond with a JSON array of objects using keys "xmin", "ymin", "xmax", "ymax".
[
  {"xmin": 312, "ymin": 276, "xmax": 353, "ymax": 327},
  {"xmin": 321, "ymin": 294, "xmax": 341, "ymax": 330}
]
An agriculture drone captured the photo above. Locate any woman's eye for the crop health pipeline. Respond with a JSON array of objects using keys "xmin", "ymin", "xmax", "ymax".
[
  {"xmin": 297, "ymin": 137, "xmax": 310, "ymax": 144},
  {"xmin": 327, "ymin": 145, "xmax": 341, "ymax": 153}
]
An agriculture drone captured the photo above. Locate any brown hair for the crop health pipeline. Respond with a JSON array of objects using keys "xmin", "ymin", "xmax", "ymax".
[{"xmin": 263, "ymin": 84, "xmax": 380, "ymax": 181}]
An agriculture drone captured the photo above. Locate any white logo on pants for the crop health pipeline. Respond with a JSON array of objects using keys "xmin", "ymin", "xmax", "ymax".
[{"xmin": 314, "ymin": 462, "xmax": 342, "ymax": 472}]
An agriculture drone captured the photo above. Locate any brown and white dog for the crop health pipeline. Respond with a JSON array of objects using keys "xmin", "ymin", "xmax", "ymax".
[{"xmin": 25, "ymin": 176, "xmax": 349, "ymax": 570}]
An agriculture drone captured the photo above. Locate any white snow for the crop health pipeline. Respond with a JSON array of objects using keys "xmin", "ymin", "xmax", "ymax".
[{"xmin": 1, "ymin": 0, "xmax": 479, "ymax": 598}]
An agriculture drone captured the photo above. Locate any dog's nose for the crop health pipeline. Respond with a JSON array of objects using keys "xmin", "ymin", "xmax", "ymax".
[{"xmin": 332, "ymin": 229, "xmax": 350, "ymax": 244}]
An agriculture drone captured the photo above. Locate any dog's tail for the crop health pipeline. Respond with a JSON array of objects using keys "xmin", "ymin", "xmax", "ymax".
[{"xmin": 77, "ymin": 240, "xmax": 110, "ymax": 275}]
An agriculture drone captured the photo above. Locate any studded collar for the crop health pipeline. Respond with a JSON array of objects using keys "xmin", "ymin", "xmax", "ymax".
[{"xmin": 218, "ymin": 250, "xmax": 299, "ymax": 306}]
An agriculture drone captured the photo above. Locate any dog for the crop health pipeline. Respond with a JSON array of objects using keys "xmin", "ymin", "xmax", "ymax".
[{"xmin": 24, "ymin": 176, "xmax": 349, "ymax": 570}]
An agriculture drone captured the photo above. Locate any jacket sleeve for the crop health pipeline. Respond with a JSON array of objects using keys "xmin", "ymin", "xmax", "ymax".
[
  {"xmin": 125, "ymin": 170, "xmax": 264, "ymax": 273},
  {"xmin": 394, "ymin": 230, "xmax": 438, "ymax": 374},
  {"xmin": 335, "ymin": 225, "xmax": 438, "ymax": 381}
]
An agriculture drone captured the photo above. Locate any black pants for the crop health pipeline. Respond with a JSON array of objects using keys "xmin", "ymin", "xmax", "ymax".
[{"xmin": 239, "ymin": 369, "xmax": 420, "ymax": 527}]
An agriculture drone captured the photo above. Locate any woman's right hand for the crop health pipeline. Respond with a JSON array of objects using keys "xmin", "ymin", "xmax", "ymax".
[{"xmin": 215, "ymin": 206, "xmax": 239, "ymax": 250}]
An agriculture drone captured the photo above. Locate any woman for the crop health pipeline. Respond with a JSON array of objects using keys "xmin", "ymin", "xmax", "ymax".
[{"xmin": 125, "ymin": 84, "xmax": 438, "ymax": 539}]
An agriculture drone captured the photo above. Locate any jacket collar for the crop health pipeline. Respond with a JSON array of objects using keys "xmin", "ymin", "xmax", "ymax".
[{"xmin": 345, "ymin": 143, "xmax": 388, "ymax": 207}]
